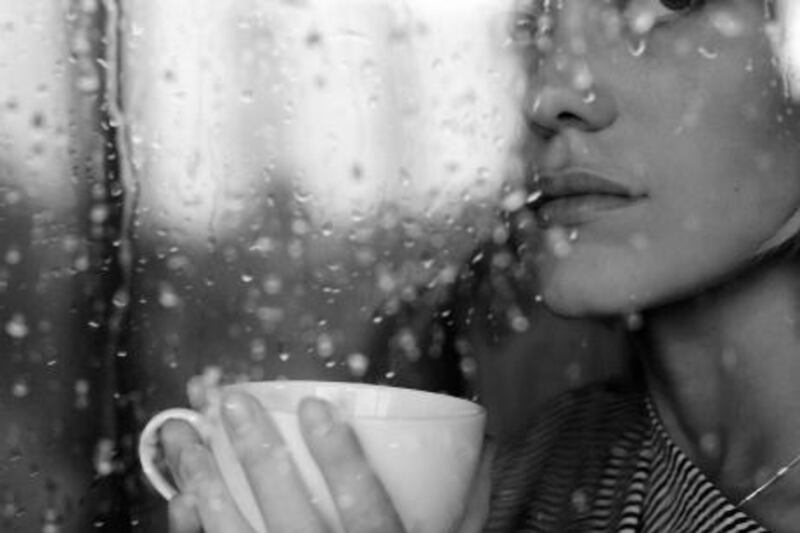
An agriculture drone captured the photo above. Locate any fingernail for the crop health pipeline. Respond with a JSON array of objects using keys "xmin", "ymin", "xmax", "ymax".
[
  {"xmin": 222, "ymin": 393, "xmax": 253, "ymax": 432},
  {"xmin": 302, "ymin": 397, "xmax": 336, "ymax": 437}
]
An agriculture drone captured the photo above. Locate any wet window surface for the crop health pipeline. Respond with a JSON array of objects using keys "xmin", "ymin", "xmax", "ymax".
[{"xmin": 4, "ymin": 1, "xmax": 799, "ymax": 531}]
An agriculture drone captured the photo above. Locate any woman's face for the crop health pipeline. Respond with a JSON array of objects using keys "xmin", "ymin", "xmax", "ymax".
[{"xmin": 521, "ymin": 0, "xmax": 800, "ymax": 316}]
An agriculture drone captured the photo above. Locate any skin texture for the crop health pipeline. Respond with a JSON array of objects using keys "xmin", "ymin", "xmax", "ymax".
[
  {"xmin": 525, "ymin": 1, "xmax": 800, "ymax": 530},
  {"xmin": 524, "ymin": 0, "xmax": 800, "ymax": 316}
]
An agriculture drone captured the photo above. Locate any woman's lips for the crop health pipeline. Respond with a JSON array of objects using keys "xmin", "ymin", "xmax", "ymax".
[{"xmin": 529, "ymin": 170, "xmax": 647, "ymax": 226}]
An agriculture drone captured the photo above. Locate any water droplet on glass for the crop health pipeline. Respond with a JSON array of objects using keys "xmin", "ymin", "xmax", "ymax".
[
  {"xmin": 697, "ymin": 46, "xmax": 718, "ymax": 59},
  {"xmin": 11, "ymin": 378, "xmax": 29, "ymax": 398},
  {"xmin": 5, "ymin": 314, "xmax": 29, "ymax": 339},
  {"xmin": 546, "ymin": 227, "xmax": 573, "ymax": 258},
  {"xmin": 624, "ymin": 312, "xmax": 644, "ymax": 331},
  {"xmin": 510, "ymin": 314, "xmax": 530, "ymax": 333},
  {"xmin": 240, "ymin": 89, "xmax": 255, "ymax": 104},
  {"xmin": 75, "ymin": 379, "xmax": 90, "ymax": 409},
  {"xmin": 346, "ymin": 353, "xmax": 369, "ymax": 378},
  {"xmin": 76, "ymin": 74, "xmax": 100, "ymax": 93},
  {"xmin": 317, "ymin": 333, "xmax": 335, "ymax": 359},
  {"xmin": 262, "ymin": 274, "xmax": 283, "ymax": 295},
  {"xmin": 526, "ymin": 190, "xmax": 543, "ymax": 204},
  {"xmin": 568, "ymin": 228, "xmax": 580, "ymax": 242},
  {"xmin": 4, "ymin": 246, "xmax": 21, "ymax": 265},
  {"xmin": 459, "ymin": 357, "xmax": 478, "ymax": 378},
  {"xmin": 293, "ymin": 188, "xmax": 313, "ymax": 204},
  {"xmin": 93, "ymin": 439, "xmax": 115, "ymax": 476},
  {"xmin": 627, "ymin": 39, "xmax": 647, "ymax": 57},
  {"xmin": 502, "ymin": 190, "xmax": 527, "ymax": 212},
  {"xmin": 158, "ymin": 283, "xmax": 181, "ymax": 308}
]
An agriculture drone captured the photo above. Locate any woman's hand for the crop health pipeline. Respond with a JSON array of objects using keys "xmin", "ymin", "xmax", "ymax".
[{"xmin": 161, "ymin": 391, "xmax": 490, "ymax": 533}]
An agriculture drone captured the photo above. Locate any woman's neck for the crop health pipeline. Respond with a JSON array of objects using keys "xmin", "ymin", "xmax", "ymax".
[{"xmin": 640, "ymin": 256, "xmax": 800, "ymax": 528}]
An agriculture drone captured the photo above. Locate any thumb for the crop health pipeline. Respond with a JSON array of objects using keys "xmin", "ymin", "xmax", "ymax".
[{"xmin": 168, "ymin": 493, "xmax": 202, "ymax": 533}]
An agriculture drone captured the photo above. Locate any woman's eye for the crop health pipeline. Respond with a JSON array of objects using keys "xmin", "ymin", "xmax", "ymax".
[
  {"xmin": 659, "ymin": 0, "xmax": 696, "ymax": 11},
  {"xmin": 623, "ymin": 0, "xmax": 704, "ymax": 34}
]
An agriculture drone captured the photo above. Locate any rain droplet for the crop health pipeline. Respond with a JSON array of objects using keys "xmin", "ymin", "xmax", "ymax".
[
  {"xmin": 624, "ymin": 312, "xmax": 644, "ymax": 331},
  {"xmin": 262, "ymin": 274, "xmax": 283, "ymax": 295},
  {"xmin": 346, "ymin": 353, "xmax": 369, "ymax": 378},
  {"xmin": 158, "ymin": 283, "xmax": 181, "ymax": 308},
  {"xmin": 75, "ymin": 379, "xmax": 90, "ymax": 409},
  {"xmin": 502, "ymin": 190, "xmax": 527, "ymax": 212},
  {"xmin": 5, "ymin": 314, "xmax": 29, "ymax": 339},
  {"xmin": 4, "ymin": 246, "xmax": 21, "ymax": 265},
  {"xmin": 526, "ymin": 190, "xmax": 543, "ymax": 204},
  {"xmin": 77, "ymin": 74, "xmax": 100, "ymax": 93},
  {"xmin": 627, "ymin": 39, "xmax": 647, "ymax": 57},
  {"xmin": 510, "ymin": 314, "xmax": 530, "ymax": 332},
  {"xmin": 293, "ymin": 188, "xmax": 313, "ymax": 204},
  {"xmin": 30, "ymin": 112, "xmax": 46, "ymax": 129},
  {"xmin": 698, "ymin": 46, "xmax": 718, "ymax": 59},
  {"xmin": 11, "ymin": 378, "xmax": 29, "ymax": 398},
  {"xmin": 317, "ymin": 333, "xmax": 335, "ymax": 359},
  {"xmin": 568, "ymin": 228, "xmax": 580, "ymax": 242},
  {"xmin": 459, "ymin": 357, "xmax": 478, "ymax": 378},
  {"xmin": 93, "ymin": 439, "xmax": 115, "ymax": 476},
  {"xmin": 240, "ymin": 89, "xmax": 255, "ymax": 104},
  {"xmin": 546, "ymin": 227, "xmax": 573, "ymax": 258}
]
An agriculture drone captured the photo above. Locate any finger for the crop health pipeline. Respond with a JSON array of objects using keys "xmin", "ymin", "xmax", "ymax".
[
  {"xmin": 221, "ymin": 391, "xmax": 330, "ymax": 533},
  {"xmin": 178, "ymin": 442, "xmax": 253, "ymax": 532},
  {"xmin": 187, "ymin": 375, "xmax": 210, "ymax": 411},
  {"xmin": 161, "ymin": 419, "xmax": 203, "ymax": 490},
  {"xmin": 168, "ymin": 493, "xmax": 201, "ymax": 533},
  {"xmin": 456, "ymin": 439, "xmax": 495, "ymax": 533},
  {"xmin": 299, "ymin": 397, "xmax": 404, "ymax": 533}
]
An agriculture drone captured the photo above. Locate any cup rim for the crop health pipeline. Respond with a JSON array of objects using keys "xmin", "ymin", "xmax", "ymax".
[{"xmin": 226, "ymin": 380, "xmax": 486, "ymax": 421}]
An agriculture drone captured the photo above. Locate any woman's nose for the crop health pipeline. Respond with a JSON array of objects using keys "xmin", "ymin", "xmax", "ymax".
[
  {"xmin": 523, "ymin": 2, "xmax": 619, "ymax": 136},
  {"xmin": 526, "ymin": 72, "xmax": 618, "ymax": 136}
]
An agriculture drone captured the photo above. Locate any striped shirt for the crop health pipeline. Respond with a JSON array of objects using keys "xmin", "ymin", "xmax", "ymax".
[{"xmin": 485, "ymin": 382, "xmax": 767, "ymax": 532}]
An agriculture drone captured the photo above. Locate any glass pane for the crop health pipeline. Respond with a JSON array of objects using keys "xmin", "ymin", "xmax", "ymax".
[{"xmin": 0, "ymin": 1, "xmax": 110, "ymax": 531}]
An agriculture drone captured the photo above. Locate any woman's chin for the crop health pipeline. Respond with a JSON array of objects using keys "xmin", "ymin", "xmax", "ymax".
[{"xmin": 539, "ymin": 275, "xmax": 648, "ymax": 319}]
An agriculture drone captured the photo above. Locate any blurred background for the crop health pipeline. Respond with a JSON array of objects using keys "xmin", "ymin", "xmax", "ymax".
[{"xmin": 0, "ymin": 1, "xmax": 630, "ymax": 531}]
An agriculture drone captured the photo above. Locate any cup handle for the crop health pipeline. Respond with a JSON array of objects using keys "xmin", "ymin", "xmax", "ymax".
[{"xmin": 138, "ymin": 408, "xmax": 207, "ymax": 500}]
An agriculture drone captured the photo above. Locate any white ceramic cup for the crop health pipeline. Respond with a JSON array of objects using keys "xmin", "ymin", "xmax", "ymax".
[{"xmin": 139, "ymin": 380, "xmax": 486, "ymax": 533}]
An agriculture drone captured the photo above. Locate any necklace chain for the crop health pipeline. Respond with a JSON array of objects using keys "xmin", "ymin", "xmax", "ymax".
[
  {"xmin": 645, "ymin": 395, "xmax": 800, "ymax": 508},
  {"xmin": 736, "ymin": 451, "xmax": 800, "ymax": 507}
]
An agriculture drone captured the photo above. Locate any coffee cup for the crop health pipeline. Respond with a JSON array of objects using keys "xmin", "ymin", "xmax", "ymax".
[{"xmin": 139, "ymin": 380, "xmax": 486, "ymax": 533}]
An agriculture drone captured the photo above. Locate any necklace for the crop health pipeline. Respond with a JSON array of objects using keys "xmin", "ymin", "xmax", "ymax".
[
  {"xmin": 737, "ymin": 451, "xmax": 800, "ymax": 507},
  {"xmin": 645, "ymin": 395, "xmax": 800, "ymax": 508}
]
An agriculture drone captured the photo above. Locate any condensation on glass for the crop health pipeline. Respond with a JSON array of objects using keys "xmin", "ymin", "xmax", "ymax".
[{"xmin": 19, "ymin": 0, "xmax": 800, "ymax": 530}]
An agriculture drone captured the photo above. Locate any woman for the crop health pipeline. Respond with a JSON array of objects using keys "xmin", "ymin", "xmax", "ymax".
[{"xmin": 162, "ymin": 0, "xmax": 800, "ymax": 531}]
